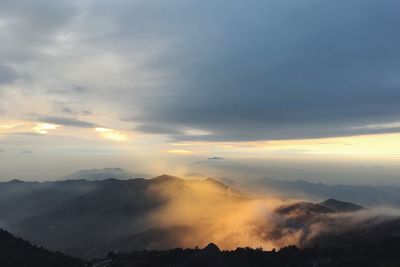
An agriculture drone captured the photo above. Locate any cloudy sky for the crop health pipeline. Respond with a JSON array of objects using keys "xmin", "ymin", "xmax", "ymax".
[{"xmin": 1, "ymin": 0, "xmax": 400, "ymax": 183}]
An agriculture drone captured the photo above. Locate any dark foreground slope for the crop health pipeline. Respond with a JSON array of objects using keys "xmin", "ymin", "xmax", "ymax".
[
  {"xmin": 0, "ymin": 229, "xmax": 86, "ymax": 267},
  {"xmin": 106, "ymin": 240, "xmax": 400, "ymax": 267},
  {"xmin": 1, "ymin": 228, "xmax": 400, "ymax": 267}
]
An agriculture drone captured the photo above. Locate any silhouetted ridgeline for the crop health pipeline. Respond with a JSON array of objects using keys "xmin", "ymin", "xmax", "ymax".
[
  {"xmin": 103, "ymin": 239, "xmax": 400, "ymax": 267},
  {"xmin": 0, "ymin": 229, "xmax": 86, "ymax": 267},
  {"xmin": 2, "ymin": 227, "xmax": 400, "ymax": 266},
  {"xmin": 238, "ymin": 177, "xmax": 400, "ymax": 207}
]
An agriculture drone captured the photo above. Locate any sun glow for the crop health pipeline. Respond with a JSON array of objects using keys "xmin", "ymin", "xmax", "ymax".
[
  {"xmin": 94, "ymin": 127, "xmax": 127, "ymax": 141},
  {"xmin": 165, "ymin": 149, "xmax": 193, "ymax": 154},
  {"xmin": 162, "ymin": 132, "xmax": 400, "ymax": 160},
  {"xmin": 33, "ymin": 123, "xmax": 60, "ymax": 134},
  {"xmin": 264, "ymin": 133, "xmax": 400, "ymax": 156}
]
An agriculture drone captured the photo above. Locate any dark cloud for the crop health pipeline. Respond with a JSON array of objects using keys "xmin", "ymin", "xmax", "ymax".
[
  {"xmin": 2, "ymin": 0, "xmax": 400, "ymax": 142},
  {"xmin": 39, "ymin": 116, "xmax": 97, "ymax": 128},
  {"xmin": 134, "ymin": 124, "xmax": 184, "ymax": 135},
  {"xmin": 125, "ymin": 0, "xmax": 400, "ymax": 141},
  {"xmin": 0, "ymin": 63, "xmax": 18, "ymax": 85},
  {"xmin": 0, "ymin": 0, "xmax": 79, "ymax": 62},
  {"xmin": 48, "ymin": 86, "xmax": 91, "ymax": 96},
  {"xmin": 53, "ymin": 102, "xmax": 92, "ymax": 116}
]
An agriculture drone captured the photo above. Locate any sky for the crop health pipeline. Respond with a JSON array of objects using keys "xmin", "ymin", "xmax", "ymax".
[{"xmin": 1, "ymin": 0, "xmax": 400, "ymax": 184}]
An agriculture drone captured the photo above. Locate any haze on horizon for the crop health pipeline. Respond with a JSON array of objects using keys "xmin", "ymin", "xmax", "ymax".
[{"xmin": 1, "ymin": 0, "xmax": 400, "ymax": 185}]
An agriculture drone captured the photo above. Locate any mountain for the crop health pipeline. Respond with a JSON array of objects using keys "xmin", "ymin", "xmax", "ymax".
[
  {"xmin": 0, "ymin": 228, "xmax": 86, "ymax": 267},
  {"xmin": 241, "ymin": 177, "xmax": 400, "ymax": 207},
  {"xmin": 0, "ymin": 175, "xmax": 248, "ymax": 258},
  {"xmin": 276, "ymin": 201, "xmax": 334, "ymax": 215},
  {"xmin": 273, "ymin": 199, "xmax": 400, "ymax": 249},
  {"xmin": 1, "ymin": 173, "xmax": 400, "ymax": 261},
  {"xmin": 62, "ymin": 167, "xmax": 151, "ymax": 181},
  {"xmin": 319, "ymin": 199, "xmax": 363, "ymax": 212}
]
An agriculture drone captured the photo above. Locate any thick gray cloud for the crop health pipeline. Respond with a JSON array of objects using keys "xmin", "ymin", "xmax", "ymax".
[
  {"xmin": 39, "ymin": 116, "xmax": 97, "ymax": 128},
  {"xmin": 134, "ymin": 123, "xmax": 184, "ymax": 135},
  {"xmin": 123, "ymin": 0, "xmax": 400, "ymax": 141},
  {"xmin": 2, "ymin": 0, "xmax": 400, "ymax": 141},
  {"xmin": 0, "ymin": 0, "xmax": 79, "ymax": 62},
  {"xmin": 0, "ymin": 63, "xmax": 18, "ymax": 85}
]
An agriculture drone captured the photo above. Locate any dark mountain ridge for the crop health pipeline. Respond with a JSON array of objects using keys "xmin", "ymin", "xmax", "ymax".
[
  {"xmin": 319, "ymin": 199, "xmax": 363, "ymax": 212},
  {"xmin": 107, "ymin": 239, "xmax": 400, "ymax": 267},
  {"xmin": 0, "ymin": 228, "xmax": 86, "ymax": 267}
]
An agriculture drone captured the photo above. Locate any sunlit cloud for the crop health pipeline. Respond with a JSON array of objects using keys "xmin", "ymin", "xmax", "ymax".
[
  {"xmin": 165, "ymin": 149, "xmax": 193, "ymax": 154},
  {"xmin": 33, "ymin": 123, "xmax": 60, "ymax": 134},
  {"xmin": 196, "ymin": 133, "xmax": 400, "ymax": 158},
  {"xmin": 0, "ymin": 123, "xmax": 21, "ymax": 129},
  {"xmin": 94, "ymin": 127, "xmax": 127, "ymax": 142},
  {"xmin": 171, "ymin": 142, "xmax": 207, "ymax": 147}
]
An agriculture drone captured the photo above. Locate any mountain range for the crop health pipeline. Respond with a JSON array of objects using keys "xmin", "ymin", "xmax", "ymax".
[
  {"xmin": 222, "ymin": 176, "xmax": 400, "ymax": 207},
  {"xmin": 62, "ymin": 168, "xmax": 151, "ymax": 181},
  {"xmin": 0, "ymin": 174, "xmax": 246, "ymax": 258},
  {"xmin": 0, "ymin": 170, "xmax": 400, "ymax": 262}
]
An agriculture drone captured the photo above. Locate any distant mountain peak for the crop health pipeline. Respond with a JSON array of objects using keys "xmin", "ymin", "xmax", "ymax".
[
  {"xmin": 319, "ymin": 199, "xmax": 363, "ymax": 212},
  {"xmin": 63, "ymin": 168, "xmax": 150, "ymax": 181},
  {"xmin": 9, "ymin": 179, "xmax": 24, "ymax": 183},
  {"xmin": 276, "ymin": 201, "xmax": 334, "ymax": 215}
]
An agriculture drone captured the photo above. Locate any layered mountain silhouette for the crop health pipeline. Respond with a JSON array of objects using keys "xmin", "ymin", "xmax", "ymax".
[
  {"xmin": 319, "ymin": 199, "xmax": 363, "ymax": 212},
  {"xmin": 0, "ymin": 229, "xmax": 85, "ymax": 267},
  {"xmin": 229, "ymin": 177, "xmax": 400, "ymax": 207},
  {"xmin": 62, "ymin": 168, "xmax": 151, "ymax": 180},
  {"xmin": 0, "ymin": 175, "xmax": 247, "ymax": 258},
  {"xmin": 1, "ymin": 171, "xmax": 400, "ymax": 263},
  {"xmin": 274, "ymin": 200, "xmax": 400, "ymax": 249},
  {"xmin": 276, "ymin": 199, "xmax": 363, "ymax": 215}
]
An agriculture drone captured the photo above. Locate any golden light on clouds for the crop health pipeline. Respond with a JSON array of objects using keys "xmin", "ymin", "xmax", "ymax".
[
  {"xmin": 165, "ymin": 149, "xmax": 193, "ymax": 154},
  {"xmin": 33, "ymin": 123, "xmax": 60, "ymax": 134},
  {"xmin": 203, "ymin": 133, "xmax": 400, "ymax": 158},
  {"xmin": 94, "ymin": 127, "xmax": 127, "ymax": 142},
  {"xmin": 263, "ymin": 133, "xmax": 400, "ymax": 156},
  {"xmin": 0, "ymin": 124, "xmax": 19, "ymax": 129},
  {"xmin": 2, "ymin": 116, "xmax": 400, "ymax": 159},
  {"xmin": 161, "ymin": 133, "xmax": 400, "ymax": 160}
]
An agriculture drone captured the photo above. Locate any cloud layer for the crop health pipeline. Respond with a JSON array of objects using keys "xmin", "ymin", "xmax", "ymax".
[{"xmin": 0, "ymin": 0, "xmax": 399, "ymax": 143}]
